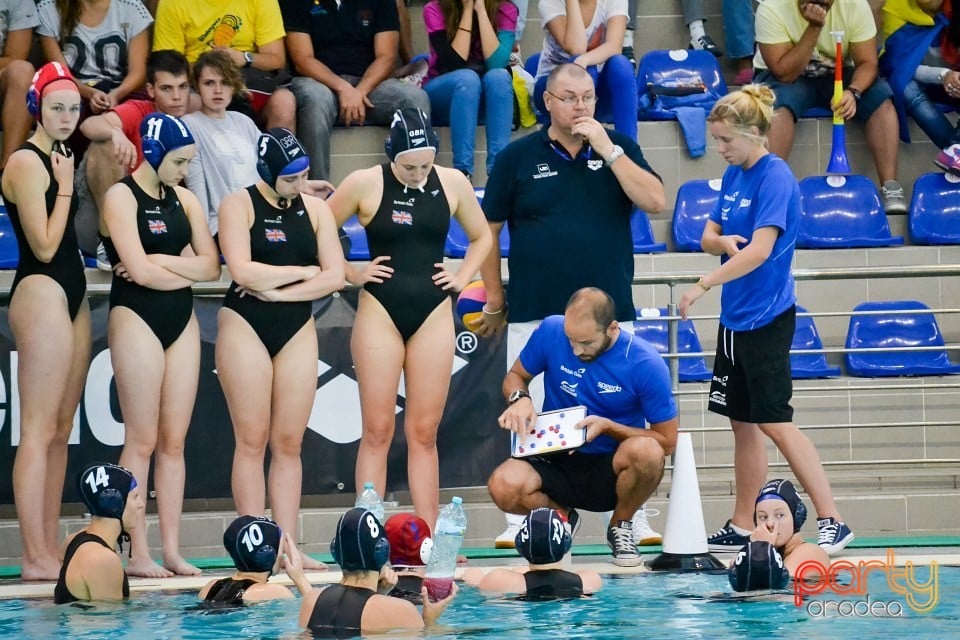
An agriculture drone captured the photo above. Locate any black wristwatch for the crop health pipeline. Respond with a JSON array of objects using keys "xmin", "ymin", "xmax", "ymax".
[
  {"xmin": 244, "ymin": 51, "xmax": 254, "ymax": 68},
  {"xmin": 848, "ymin": 87, "xmax": 862, "ymax": 102},
  {"xmin": 507, "ymin": 389, "xmax": 530, "ymax": 405}
]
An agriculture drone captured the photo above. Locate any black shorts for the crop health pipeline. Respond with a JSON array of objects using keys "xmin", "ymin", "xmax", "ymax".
[
  {"xmin": 525, "ymin": 452, "xmax": 618, "ymax": 512},
  {"xmin": 708, "ymin": 306, "xmax": 795, "ymax": 424}
]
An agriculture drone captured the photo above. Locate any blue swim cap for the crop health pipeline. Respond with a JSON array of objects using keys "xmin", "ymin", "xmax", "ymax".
[
  {"xmin": 256, "ymin": 128, "xmax": 310, "ymax": 190},
  {"xmin": 78, "ymin": 463, "xmax": 136, "ymax": 521},
  {"xmin": 140, "ymin": 112, "xmax": 195, "ymax": 171},
  {"xmin": 223, "ymin": 515, "xmax": 282, "ymax": 574},
  {"xmin": 755, "ymin": 479, "xmax": 807, "ymax": 533},
  {"xmin": 515, "ymin": 508, "xmax": 572, "ymax": 565}
]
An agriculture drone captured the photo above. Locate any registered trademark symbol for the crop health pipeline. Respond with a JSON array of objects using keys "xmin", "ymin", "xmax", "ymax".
[{"xmin": 456, "ymin": 331, "xmax": 478, "ymax": 354}]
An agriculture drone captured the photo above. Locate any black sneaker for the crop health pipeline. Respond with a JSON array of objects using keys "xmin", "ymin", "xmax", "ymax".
[
  {"xmin": 607, "ymin": 520, "xmax": 642, "ymax": 567},
  {"xmin": 564, "ymin": 508, "xmax": 581, "ymax": 540},
  {"xmin": 691, "ymin": 35, "xmax": 723, "ymax": 57},
  {"xmin": 707, "ymin": 519, "xmax": 750, "ymax": 552},
  {"xmin": 817, "ymin": 517, "xmax": 855, "ymax": 554}
]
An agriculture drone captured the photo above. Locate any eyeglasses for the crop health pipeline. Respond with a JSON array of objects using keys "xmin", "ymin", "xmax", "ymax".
[{"xmin": 545, "ymin": 91, "xmax": 597, "ymax": 106}]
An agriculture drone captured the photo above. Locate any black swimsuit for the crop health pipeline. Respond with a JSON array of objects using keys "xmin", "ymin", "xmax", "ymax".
[
  {"xmin": 101, "ymin": 177, "xmax": 193, "ymax": 350},
  {"xmin": 54, "ymin": 531, "xmax": 130, "ymax": 604},
  {"xmin": 364, "ymin": 164, "xmax": 450, "ymax": 342},
  {"xmin": 306, "ymin": 584, "xmax": 375, "ymax": 638},
  {"xmin": 522, "ymin": 569, "xmax": 584, "ymax": 600},
  {"xmin": 7, "ymin": 142, "xmax": 86, "ymax": 320},
  {"xmin": 223, "ymin": 187, "xmax": 318, "ymax": 358},
  {"xmin": 203, "ymin": 577, "xmax": 258, "ymax": 605}
]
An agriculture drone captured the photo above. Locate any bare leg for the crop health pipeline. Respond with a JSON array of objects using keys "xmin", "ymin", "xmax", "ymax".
[
  {"xmin": 0, "ymin": 60, "xmax": 36, "ymax": 168},
  {"xmin": 155, "ymin": 316, "xmax": 202, "ymax": 576},
  {"xmin": 401, "ymin": 300, "xmax": 455, "ymax": 527},
  {"xmin": 487, "ymin": 458, "xmax": 556, "ymax": 513},
  {"xmin": 85, "ymin": 141, "xmax": 127, "ymax": 234},
  {"xmin": 610, "ymin": 437, "xmax": 665, "ymax": 523},
  {"xmin": 112, "ymin": 308, "xmax": 174, "ymax": 578},
  {"xmin": 864, "ymin": 100, "xmax": 900, "ymax": 183},
  {"xmin": 759, "ymin": 421, "xmax": 841, "ymax": 520},
  {"xmin": 767, "ymin": 107, "xmax": 796, "ymax": 161},
  {"xmin": 730, "ymin": 420, "xmax": 768, "ymax": 530}
]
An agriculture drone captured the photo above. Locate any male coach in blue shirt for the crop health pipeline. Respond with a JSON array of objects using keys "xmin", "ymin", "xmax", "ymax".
[{"xmin": 487, "ymin": 288, "xmax": 679, "ymax": 567}]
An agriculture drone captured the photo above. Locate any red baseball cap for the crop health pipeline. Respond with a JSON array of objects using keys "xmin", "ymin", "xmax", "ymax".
[{"xmin": 385, "ymin": 513, "xmax": 433, "ymax": 567}]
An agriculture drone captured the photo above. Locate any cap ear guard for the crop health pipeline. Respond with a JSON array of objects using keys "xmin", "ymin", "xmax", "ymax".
[
  {"xmin": 141, "ymin": 136, "xmax": 166, "ymax": 171},
  {"xmin": 26, "ymin": 83, "xmax": 39, "ymax": 117}
]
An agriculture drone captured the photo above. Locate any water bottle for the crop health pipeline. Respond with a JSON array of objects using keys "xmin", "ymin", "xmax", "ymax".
[
  {"xmin": 423, "ymin": 497, "xmax": 467, "ymax": 601},
  {"xmin": 354, "ymin": 482, "xmax": 385, "ymax": 523}
]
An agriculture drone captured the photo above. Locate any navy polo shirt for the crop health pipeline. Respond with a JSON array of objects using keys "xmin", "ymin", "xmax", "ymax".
[
  {"xmin": 482, "ymin": 127, "xmax": 660, "ymax": 323},
  {"xmin": 280, "ymin": 0, "xmax": 399, "ymax": 78}
]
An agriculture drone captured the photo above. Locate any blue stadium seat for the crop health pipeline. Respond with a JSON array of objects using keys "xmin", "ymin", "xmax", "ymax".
[
  {"xmin": 0, "ymin": 203, "xmax": 18, "ymax": 269},
  {"xmin": 798, "ymin": 175, "xmax": 905, "ymax": 248},
  {"xmin": 631, "ymin": 209, "xmax": 667, "ymax": 253},
  {"xmin": 636, "ymin": 49, "xmax": 727, "ymax": 121},
  {"xmin": 341, "ymin": 214, "xmax": 370, "ymax": 260},
  {"xmin": 908, "ymin": 172, "xmax": 960, "ymax": 245},
  {"xmin": 791, "ymin": 305, "xmax": 841, "ymax": 378},
  {"xmin": 633, "ymin": 308, "xmax": 712, "ymax": 382},
  {"xmin": 845, "ymin": 300, "xmax": 960, "ymax": 377},
  {"xmin": 444, "ymin": 187, "xmax": 509, "ymax": 258},
  {"xmin": 671, "ymin": 178, "xmax": 721, "ymax": 251}
]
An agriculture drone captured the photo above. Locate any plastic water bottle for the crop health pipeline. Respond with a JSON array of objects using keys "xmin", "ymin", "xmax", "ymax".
[
  {"xmin": 354, "ymin": 482, "xmax": 385, "ymax": 523},
  {"xmin": 423, "ymin": 497, "xmax": 467, "ymax": 601}
]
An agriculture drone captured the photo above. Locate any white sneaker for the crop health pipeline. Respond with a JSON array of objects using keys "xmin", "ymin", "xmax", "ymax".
[
  {"xmin": 96, "ymin": 240, "xmax": 112, "ymax": 271},
  {"xmin": 632, "ymin": 507, "xmax": 662, "ymax": 546},
  {"xmin": 494, "ymin": 515, "xmax": 523, "ymax": 549}
]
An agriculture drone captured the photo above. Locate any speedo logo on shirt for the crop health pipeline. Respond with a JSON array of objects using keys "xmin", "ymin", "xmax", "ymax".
[{"xmin": 597, "ymin": 381, "xmax": 622, "ymax": 394}]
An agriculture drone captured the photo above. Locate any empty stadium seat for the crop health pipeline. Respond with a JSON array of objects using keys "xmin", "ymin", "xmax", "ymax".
[
  {"xmin": 908, "ymin": 172, "xmax": 960, "ymax": 245},
  {"xmin": 798, "ymin": 175, "xmax": 905, "ymax": 248},
  {"xmin": 791, "ymin": 305, "xmax": 841, "ymax": 378},
  {"xmin": 444, "ymin": 187, "xmax": 509, "ymax": 258},
  {"xmin": 671, "ymin": 178, "xmax": 721, "ymax": 251},
  {"xmin": 633, "ymin": 308, "xmax": 712, "ymax": 382},
  {"xmin": 631, "ymin": 209, "xmax": 667, "ymax": 253},
  {"xmin": 845, "ymin": 300, "xmax": 960, "ymax": 377},
  {"xmin": 636, "ymin": 49, "xmax": 727, "ymax": 121},
  {"xmin": 0, "ymin": 203, "xmax": 18, "ymax": 269},
  {"xmin": 340, "ymin": 214, "xmax": 370, "ymax": 260}
]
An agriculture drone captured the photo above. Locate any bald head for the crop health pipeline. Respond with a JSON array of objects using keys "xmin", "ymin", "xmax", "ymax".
[
  {"xmin": 565, "ymin": 287, "xmax": 616, "ymax": 331},
  {"xmin": 546, "ymin": 63, "xmax": 594, "ymax": 93}
]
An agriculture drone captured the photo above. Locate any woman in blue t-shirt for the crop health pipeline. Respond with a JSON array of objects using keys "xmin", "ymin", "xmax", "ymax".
[{"xmin": 678, "ymin": 85, "xmax": 855, "ymax": 557}]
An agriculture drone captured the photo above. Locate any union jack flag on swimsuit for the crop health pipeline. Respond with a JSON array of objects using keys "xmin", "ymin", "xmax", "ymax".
[
  {"xmin": 391, "ymin": 210, "xmax": 413, "ymax": 225},
  {"xmin": 265, "ymin": 228, "xmax": 287, "ymax": 243},
  {"xmin": 148, "ymin": 219, "xmax": 167, "ymax": 234}
]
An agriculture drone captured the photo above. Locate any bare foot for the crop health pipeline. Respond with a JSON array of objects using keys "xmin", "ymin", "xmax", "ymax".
[
  {"xmin": 126, "ymin": 556, "xmax": 175, "ymax": 578},
  {"xmin": 20, "ymin": 558, "xmax": 61, "ymax": 582},
  {"xmin": 456, "ymin": 554, "xmax": 468, "ymax": 565},
  {"xmin": 163, "ymin": 555, "xmax": 201, "ymax": 576},
  {"xmin": 296, "ymin": 551, "xmax": 328, "ymax": 572}
]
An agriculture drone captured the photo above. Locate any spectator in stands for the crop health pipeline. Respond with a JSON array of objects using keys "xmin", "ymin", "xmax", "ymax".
[
  {"xmin": 183, "ymin": 51, "xmax": 261, "ymax": 238},
  {"xmin": 103, "ymin": 111, "xmax": 220, "ymax": 578},
  {"xmin": 152, "ymin": 0, "xmax": 296, "ymax": 129},
  {"xmin": 80, "ymin": 49, "xmax": 190, "ymax": 267},
  {"xmin": 754, "ymin": 0, "xmax": 907, "ymax": 213},
  {"xmin": 279, "ymin": 0, "xmax": 431, "ymax": 181},
  {"xmin": 879, "ymin": 0, "xmax": 960, "ymax": 175},
  {"xmin": 678, "ymin": 85, "xmax": 854, "ymax": 557},
  {"xmin": 423, "ymin": 0, "xmax": 517, "ymax": 181},
  {"xmin": 327, "ymin": 108, "xmax": 491, "ymax": 528},
  {"xmin": 624, "ymin": 0, "xmax": 723, "ymax": 64},
  {"xmin": 3, "ymin": 62, "xmax": 88, "ymax": 582},
  {"xmin": 472, "ymin": 63, "xmax": 665, "ymax": 551},
  {"xmin": 0, "ymin": 0, "xmax": 40, "ymax": 169},
  {"xmin": 216, "ymin": 129, "xmax": 344, "ymax": 572},
  {"xmin": 534, "ymin": 0, "xmax": 638, "ymax": 141}
]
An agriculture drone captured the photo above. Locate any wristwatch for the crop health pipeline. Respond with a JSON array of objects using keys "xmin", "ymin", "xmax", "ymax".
[
  {"xmin": 605, "ymin": 144, "xmax": 625, "ymax": 166},
  {"xmin": 848, "ymin": 87, "xmax": 862, "ymax": 102},
  {"xmin": 507, "ymin": 389, "xmax": 531, "ymax": 405},
  {"xmin": 244, "ymin": 51, "xmax": 254, "ymax": 68}
]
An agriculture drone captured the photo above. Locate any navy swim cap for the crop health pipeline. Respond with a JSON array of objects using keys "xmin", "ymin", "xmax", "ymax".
[
  {"xmin": 330, "ymin": 508, "xmax": 390, "ymax": 572},
  {"xmin": 755, "ymin": 478, "xmax": 807, "ymax": 533},
  {"xmin": 384, "ymin": 107, "xmax": 439, "ymax": 162},
  {"xmin": 256, "ymin": 127, "xmax": 309, "ymax": 189},
  {"xmin": 140, "ymin": 112, "xmax": 195, "ymax": 171},
  {"xmin": 223, "ymin": 515, "xmax": 281, "ymax": 574},
  {"xmin": 515, "ymin": 508, "xmax": 572, "ymax": 565},
  {"xmin": 78, "ymin": 463, "xmax": 136, "ymax": 521},
  {"xmin": 728, "ymin": 540, "xmax": 790, "ymax": 592}
]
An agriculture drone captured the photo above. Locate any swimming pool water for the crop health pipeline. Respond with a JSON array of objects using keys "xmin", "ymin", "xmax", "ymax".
[{"xmin": 1, "ymin": 566, "xmax": 957, "ymax": 639}]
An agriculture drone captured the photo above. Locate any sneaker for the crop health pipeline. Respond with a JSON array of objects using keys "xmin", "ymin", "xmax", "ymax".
[
  {"xmin": 881, "ymin": 180, "xmax": 907, "ymax": 214},
  {"xmin": 563, "ymin": 508, "xmax": 581, "ymax": 540},
  {"xmin": 494, "ymin": 517, "xmax": 522, "ymax": 549},
  {"xmin": 607, "ymin": 520, "xmax": 642, "ymax": 567},
  {"xmin": 934, "ymin": 143, "xmax": 960, "ymax": 176},
  {"xmin": 631, "ymin": 507, "xmax": 662, "ymax": 546},
  {"xmin": 817, "ymin": 517, "xmax": 855, "ymax": 554},
  {"xmin": 691, "ymin": 35, "xmax": 723, "ymax": 57},
  {"xmin": 707, "ymin": 519, "xmax": 750, "ymax": 552},
  {"xmin": 96, "ymin": 240, "xmax": 112, "ymax": 272}
]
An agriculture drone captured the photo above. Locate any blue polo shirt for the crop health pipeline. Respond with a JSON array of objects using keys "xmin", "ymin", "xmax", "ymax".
[
  {"xmin": 482, "ymin": 127, "xmax": 660, "ymax": 323},
  {"xmin": 709, "ymin": 154, "xmax": 798, "ymax": 331},
  {"xmin": 519, "ymin": 316, "xmax": 677, "ymax": 455}
]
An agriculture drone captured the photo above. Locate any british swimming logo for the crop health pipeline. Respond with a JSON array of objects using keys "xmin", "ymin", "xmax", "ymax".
[
  {"xmin": 265, "ymin": 228, "xmax": 287, "ymax": 243},
  {"xmin": 147, "ymin": 220, "xmax": 167, "ymax": 234},
  {"xmin": 795, "ymin": 550, "xmax": 939, "ymax": 617},
  {"xmin": 560, "ymin": 380, "xmax": 578, "ymax": 397},
  {"xmin": 391, "ymin": 210, "xmax": 413, "ymax": 225}
]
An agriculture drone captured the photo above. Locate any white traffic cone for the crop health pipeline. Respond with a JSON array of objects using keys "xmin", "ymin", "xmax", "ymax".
[{"xmin": 648, "ymin": 432, "xmax": 724, "ymax": 572}]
